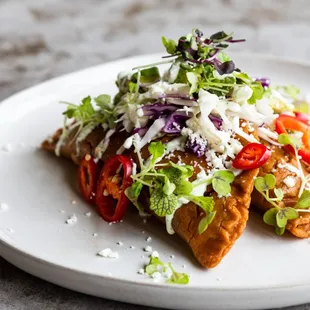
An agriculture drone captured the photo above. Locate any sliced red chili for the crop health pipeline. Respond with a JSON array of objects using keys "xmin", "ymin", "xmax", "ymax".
[
  {"xmin": 294, "ymin": 111, "xmax": 309, "ymax": 125},
  {"xmin": 78, "ymin": 154, "xmax": 99, "ymax": 204},
  {"xmin": 232, "ymin": 143, "xmax": 271, "ymax": 170},
  {"xmin": 275, "ymin": 114, "xmax": 310, "ymax": 164},
  {"xmin": 96, "ymin": 155, "xmax": 133, "ymax": 222}
]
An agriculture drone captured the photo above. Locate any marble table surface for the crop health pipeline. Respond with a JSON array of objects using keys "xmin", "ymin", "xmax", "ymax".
[{"xmin": 1, "ymin": 0, "xmax": 310, "ymax": 309}]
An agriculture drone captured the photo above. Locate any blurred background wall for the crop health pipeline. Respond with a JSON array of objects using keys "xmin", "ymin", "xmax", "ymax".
[{"xmin": 1, "ymin": 0, "xmax": 310, "ymax": 100}]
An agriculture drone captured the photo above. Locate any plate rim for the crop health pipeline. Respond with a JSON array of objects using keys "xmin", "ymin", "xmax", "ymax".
[{"xmin": 1, "ymin": 52, "xmax": 310, "ymax": 293}]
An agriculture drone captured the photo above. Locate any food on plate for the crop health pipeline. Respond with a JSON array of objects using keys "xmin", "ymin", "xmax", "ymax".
[{"xmin": 42, "ymin": 29, "xmax": 310, "ymax": 272}]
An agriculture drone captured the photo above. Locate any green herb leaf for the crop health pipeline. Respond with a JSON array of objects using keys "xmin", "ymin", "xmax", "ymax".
[
  {"xmin": 198, "ymin": 211, "xmax": 216, "ymax": 234},
  {"xmin": 294, "ymin": 100, "xmax": 310, "ymax": 114},
  {"xmin": 187, "ymin": 195, "xmax": 214, "ymax": 213},
  {"xmin": 131, "ymin": 181, "xmax": 143, "ymax": 198},
  {"xmin": 170, "ymin": 162, "xmax": 194, "ymax": 179},
  {"xmin": 276, "ymin": 85, "xmax": 300, "ymax": 99},
  {"xmin": 149, "ymin": 187, "xmax": 178, "ymax": 217},
  {"xmin": 283, "ymin": 207, "xmax": 299, "ymax": 220},
  {"xmin": 186, "ymin": 72, "xmax": 199, "ymax": 94},
  {"xmin": 148, "ymin": 141, "xmax": 165, "ymax": 164},
  {"xmin": 254, "ymin": 174, "xmax": 276, "ymax": 192},
  {"xmin": 163, "ymin": 177, "xmax": 176, "ymax": 196},
  {"xmin": 174, "ymin": 180, "xmax": 193, "ymax": 196},
  {"xmin": 212, "ymin": 170, "xmax": 234, "ymax": 196},
  {"xmin": 263, "ymin": 208, "xmax": 278, "ymax": 226},
  {"xmin": 162, "ymin": 36, "xmax": 177, "ymax": 54},
  {"xmin": 295, "ymin": 190, "xmax": 310, "ymax": 209},
  {"xmin": 278, "ymin": 133, "xmax": 302, "ymax": 150},
  {"xmin": 94, "ymin": 94, "xmax": 111, "ymax": 109},
  {"xmin": 276, "ymin": 210, "xmax": 288, "ymax": 228},
  {"xmin": 128, "ymin": 81, "xmax": 137, "ymax": 93},
  {"xmin": 145, "ymin": 256, "xmax": 165, "ymax": 275},
  {"xmin": 275, "ymin": 226, "xmax": 286, "ymax": 236},
  {"xmin": 274, "ymin": 188, "xmax": 284, "ymax": 201},
  {"xmin": 125, "ymin": 185, "xmax": 144, "ymax": 213},
  {"xmin": 132, "ymin": 67, "xmax": 160, "ymax": 84},
  {"xmin": 217, "ymin": 51, "xmax": 231, "ymax": 63},
  {"xmin": 63, "ymin": 96, "xmax": 95, "ymax": 122},
  {"xmin": 166, "ymin": 270, "xmax": 189, "ymax": 285},
  {"xmin": 248, "ymin": 82, "xmax": 264, "ymax": 104}
]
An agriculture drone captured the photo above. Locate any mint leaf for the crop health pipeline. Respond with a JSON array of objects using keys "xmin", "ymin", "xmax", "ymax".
[
  {"xmin": 278, "ymin": 133, "xmax": 302, "ymax": 150},
  {"xmin": 149, "ymin": 187, "xmax": 178, "ymax": 217},
  {"xmin": 212, "ymin": 170, "xmax": 234, "ymax": 196},
  {"xmin": 187, "ymin": 195, "xmax": 214, "ymax": 213},
  {"xmin": 263, "ymin": 208, "xmax": 278, "ymax": 226},
  {"xmin": 198, "ymin": 211, "xmax": 216, "ymax": 234},
  {"xmin": 162, "ymin": 36, "xmax": 177, "ymax": 54},
  {"xmin": 148, "ymin": 142, "xmax": 165, "ymax": 164},
  {"xmin": 295, "ymin": 190, "xmax": 310, "ymax": 209}
]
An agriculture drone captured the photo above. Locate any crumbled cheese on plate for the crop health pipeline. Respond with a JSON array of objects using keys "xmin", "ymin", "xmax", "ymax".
[{"xmin": 97, "ymin": 248, "xmax": 119, "ymax": 259}]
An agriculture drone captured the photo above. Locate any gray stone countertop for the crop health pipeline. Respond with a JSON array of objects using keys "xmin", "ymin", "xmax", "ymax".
[{"xmin": 1, "ymin": 0, "xmax": 310, "ymax": 309}]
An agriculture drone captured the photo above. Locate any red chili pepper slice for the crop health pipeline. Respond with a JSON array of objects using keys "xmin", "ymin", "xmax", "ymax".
[
  {"xmin": 96, "ymin": 155, "xmax": 133, "ymax": 222},
  {"xmin": 275, "ymin": 114, "xmax": 310, "ymax": 164},
  {"xmin": 232, "ymin": 143, "xmax": 271, "ymax": 170},
  {"xmin": 294, "ymin": 111, "xmax": 309, "ymax": 125},
  {"xmin": 78, "ymin": 154, "xmax": 99, "ymax": 204}
]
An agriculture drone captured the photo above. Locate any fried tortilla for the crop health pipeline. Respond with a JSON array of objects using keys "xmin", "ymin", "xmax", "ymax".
[
  {"xmin": 251, "ymin": 143, "xmax": 310, "ymax": 238},
  {"xmin": 42, "ymin": 127, "xmax": 258, "ymax": 268}
]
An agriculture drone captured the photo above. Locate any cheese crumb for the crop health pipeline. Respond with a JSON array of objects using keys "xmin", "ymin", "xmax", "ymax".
[
  {"xmin": 283, "ymin": 176, "xmax": 296, "ymax": 188},
  {"xmin": 71, "ymin": 200, "xmax": 77, "ymax": 204},
  {"xmin": 130, "ymin": 245, "xmax": 135, "ymax": 249},
  {"xmin": 146, "ymin": 237, "xmax": 152, "ymax": 242},
  {"xmin": 117, "ymin": 241, "xmax": 123, "ymax": 246},
  {"xmin": 97, "ymin": 248, "xmax": 119, "ymax": 259},
  {"xmin": 170, "ymin": 255, "xmax": 175, "ymax": 259},
  {"xmin": 7, "ymin": 228, "xmax": 14, "ymax": 233},
  {"xmin": 144, "ymin": 246, "xmax": 152, "ymax": 253},
  {"xmin": 93, "ymin": 233, "xmax": 98, "ymax": 237},
  {"xmin": 138, "ymin": 268, "xmax": 144, "ymax": 275},
  {"xmin": 151, "ymin": 271, "xmax": 162, "ymax": 280},
  {"xmin": 85, "ymin": 212, "xmax": 91, "ymax": 217},
  {"xmin": 0, "ymin": 203, "xmax": 8, "ymax": 211},
  {"xmin": 151, "ymin": 251, "xmax": 159, "ymax": 258},
  {"xmin": 66, "ymin": 214, "xmax": 77, "ymax": 225}
]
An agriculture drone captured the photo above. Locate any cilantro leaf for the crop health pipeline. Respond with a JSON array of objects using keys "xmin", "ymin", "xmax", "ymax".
[
  {"xmin": 295, "ymin": 190, "xmax": 310, "ymax": 209},
  {"xmin": 162, "ymin": 36, "xmax": 177, "ymax": 54},
  {"xmin": 148, "ymin": 142, "xmax": 165, "ymax": 164},
  {"xmin": 212, "ymin": 170, "xmax": 234, "ymax": 196},
  {"xmin": 149, "ymin": 187, "xmax": 178, "ymax": 217},
  {"xmin": 198, "ymin": 211, "xmax": 216, "ymax": 234},
  {"xmin": 254, "ymin": 174, "xmax": 276, "ymax": 192},
  {"xmin": 187, "ymin": 195, "xmax": 214, "ymax": 213}
]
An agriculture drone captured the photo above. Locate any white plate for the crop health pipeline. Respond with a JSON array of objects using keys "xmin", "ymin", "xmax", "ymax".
[{"xmin": 1, "ymin": 53, "xmax": 310, "ymax": 310}]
